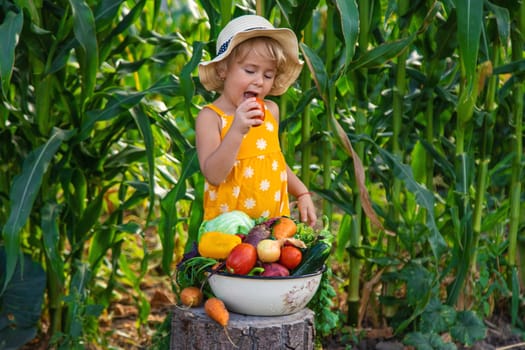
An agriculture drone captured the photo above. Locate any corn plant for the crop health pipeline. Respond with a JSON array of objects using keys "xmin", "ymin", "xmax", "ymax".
[{"xmin": 0, "ymin": 0, "xmax": 202, "ymax": 347}]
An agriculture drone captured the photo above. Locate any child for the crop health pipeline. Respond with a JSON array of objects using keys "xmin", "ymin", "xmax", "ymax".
[{"xmin": 196, "ymin": 15, "xmax": 316, "ymax": 227}]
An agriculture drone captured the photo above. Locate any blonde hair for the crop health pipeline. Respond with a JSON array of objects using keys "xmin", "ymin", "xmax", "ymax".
[{"xmin": 215, "ymin": 37, "xmax": 288, "ymax": 92}]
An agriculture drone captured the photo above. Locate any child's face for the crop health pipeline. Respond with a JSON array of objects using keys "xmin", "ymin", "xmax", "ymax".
[{"xmin": 222, "ymin": 41, "xmax": 277, "ymax": 104}]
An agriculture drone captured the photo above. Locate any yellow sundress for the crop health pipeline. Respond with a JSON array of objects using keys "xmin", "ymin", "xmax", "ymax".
[{"xmin": 202, "ymin": 103, "xmax": 290, "ymax": 220}]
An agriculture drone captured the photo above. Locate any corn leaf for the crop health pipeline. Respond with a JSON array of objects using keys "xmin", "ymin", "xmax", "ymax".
[
  {"xmin": 485, "ymin": 2, "xmax": 510, "ymax": 48},
  {"xmin": 300, "ymin": 43, "xmax": 328, "ymax": 96},
  {"xmin": 280, "ymin": 0, "xmax": 319, "ymax": 34},
  {"xmin": 335, "ymin": 0, "xmax": 359, "ymax": 67},
  {"xmin": 455, "ymin": 0, "xmax": 483, "ymax": 92},
  {"xmin": 348, "ymin": 37, "xmax": 413, "ymax": 71},
  {"xmin": 0, "ymin": 7, "xmax": 23, "ymax": 97},
  {"xmin": 159, "ymin": 148, "xmax": 201, "ymax": 273},
  {"xmin": 81, "ymin": 74, "xmax": 180, "ymax": 139},
  {"xmin": 41, "ymin": 202, "xmax": 65, "ymax": 284},
  {"xmin": 181, "ymin": 41, "xmax": 205, "ymax": 119},
  {"xmin": 110, "ymin": 0, "xmax": 146, "ymax": 37},
  {"xmin": 130, "ymin": 105, "xmax": 156, "ymax": 223},
  {"xmin": 2, "ymin": 128, "xmax": 74, "ymax": 293},
  {"xmin": 376, "ymin": 147, "xmax": 447, "ymax": 258},
  {"xmin": 69, "ymin": 0, "xmax": 98, "ymax": 99}
]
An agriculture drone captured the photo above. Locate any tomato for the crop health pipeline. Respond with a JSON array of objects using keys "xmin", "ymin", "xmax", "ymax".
[
  {"xmin": 252, "ymin": 97, "xmax": 265, "ymax": 126},
  {"xmin": 279, "ymin": 245, "xmax": 302, "ymax": 270},
  {"xmin": 226, "ymin": 243, "xmax": 257, "ymax": 275}
]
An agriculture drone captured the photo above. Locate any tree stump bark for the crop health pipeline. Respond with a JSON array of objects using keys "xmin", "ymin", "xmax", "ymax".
[{"xmin": 170, "ymin": 306, "xmax": 315, "ymax": 350}]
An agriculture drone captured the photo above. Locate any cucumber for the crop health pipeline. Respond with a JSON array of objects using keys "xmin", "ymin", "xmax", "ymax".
[{"xmin": 291, "ymin": 240, "xmax": 331, "ymax": 276}]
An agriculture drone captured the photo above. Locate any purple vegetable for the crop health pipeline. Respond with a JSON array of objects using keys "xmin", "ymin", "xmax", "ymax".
[
  {"xmin": 243, "ymin": 223, "xmax": 271, "ymax": 247},
  {"xmin": 261, "ymin": 263, "xmax": 290, "ymax": 277},
  {"xmin": 176, "ymin": 241, "xmax": 199, "ymax": 269}
]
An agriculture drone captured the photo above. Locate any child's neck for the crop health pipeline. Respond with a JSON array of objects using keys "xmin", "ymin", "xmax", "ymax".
[{"xmin": 213, "ymin": 96, "xmax": 237, "ymax": 115}]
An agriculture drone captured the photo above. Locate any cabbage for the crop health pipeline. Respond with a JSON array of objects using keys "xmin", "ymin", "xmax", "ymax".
[{"xmin": 197, "ymin": 210, "xmax": 255, "ymax": 241}]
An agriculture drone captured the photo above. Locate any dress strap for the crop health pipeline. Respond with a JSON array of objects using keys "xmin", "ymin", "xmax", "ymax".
[{"xmin": 204, "ymin": 104, "xmax": 227, "ymax": 118}]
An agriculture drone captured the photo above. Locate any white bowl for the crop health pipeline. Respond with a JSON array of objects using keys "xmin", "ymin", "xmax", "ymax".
[{"xmin": 207, "ymin": 267, "xmax": 324, "ymax": 316}]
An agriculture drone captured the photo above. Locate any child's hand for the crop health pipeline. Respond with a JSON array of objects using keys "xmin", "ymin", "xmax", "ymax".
[
  {"xmin": 232, "ymin": 98, "xmax": 264, "ymax": 133},
  {"xmin": 297, "ymin": 193, "xmax": 317, "ymax": 227}
]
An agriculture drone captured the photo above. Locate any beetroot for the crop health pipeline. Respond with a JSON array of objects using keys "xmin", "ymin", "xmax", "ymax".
[
  {"xmin": 243, "ymin": 223, "xmax": 271, "ymax": 247},
  {"xmin": 261, "ymin": 263, "xmax": 290, "ymax": 277}
]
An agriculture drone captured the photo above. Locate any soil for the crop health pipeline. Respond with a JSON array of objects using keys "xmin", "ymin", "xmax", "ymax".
[
  {"xmin": 322, "ymin": 314, "xmax": 525, "ymax": 350},
  {"xmin": 21, "ymin": 278, "xmax": 175, "ymax": 350}
]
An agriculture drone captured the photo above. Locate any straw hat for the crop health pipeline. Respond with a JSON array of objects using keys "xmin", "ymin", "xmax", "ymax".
[{"xmin": 198, "ymin": 15, "xmax": 303, "ymax": 96}]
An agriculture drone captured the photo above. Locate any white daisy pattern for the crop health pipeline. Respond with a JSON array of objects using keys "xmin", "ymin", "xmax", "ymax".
[
  {"xmin": 244, "ymin": 198, "xmax": 256, "ymax": 210},
  {"xmin": 244, "ymin": 166, "xmax": 254, "ymax": 178},
  {"xmin": 260, "ymin": 179, "xmax": 270, "ymax": 191},
  {"xmin": 232, "ymin": 186, "xmax": 240, "ymax": 198},
  {"xmin": 202, "ymin": 104, "xmax": 291, "ymax": 220},
  {"xmin": 256, "ymin": 138, "xmax": 267, "ymax": 150}
]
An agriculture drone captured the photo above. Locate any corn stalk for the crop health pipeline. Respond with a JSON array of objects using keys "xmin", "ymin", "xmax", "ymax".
[
  {"xmin": 446, "ymin": 0, "xmax": 484, "ymax": 307},
  {"xmin": 507, "ymin": 0, "xmax": 525, "ymax": 325}
]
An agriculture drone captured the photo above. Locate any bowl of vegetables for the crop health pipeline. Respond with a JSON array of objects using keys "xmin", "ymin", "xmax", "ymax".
[
  {"xmin": 176, "ymin": 211, "xmax": 331, "ymax": 316},
  {"xmin": 207, "ymin": 265, "xmax": 325, "ymax": 316}
]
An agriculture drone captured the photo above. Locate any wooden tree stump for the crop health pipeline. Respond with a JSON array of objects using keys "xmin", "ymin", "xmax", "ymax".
[{"xmin": 170, "ymin": 306, "xmax": 315, "ymax": 350}]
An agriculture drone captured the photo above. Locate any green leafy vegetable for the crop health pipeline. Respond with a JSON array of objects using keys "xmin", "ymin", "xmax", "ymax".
[
  {"xmin": 175, "ymin": 247, "xmax": 218, "ymax": 293},
  {"xmin": 197, "ymin": 210, "xmax": 255, "ymax": 241}
]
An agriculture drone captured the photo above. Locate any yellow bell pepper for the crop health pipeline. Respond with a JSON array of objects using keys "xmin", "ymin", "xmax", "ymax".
[{"xmin": 198, "ymin": 231, "xmax": 242, "ymax": 259}]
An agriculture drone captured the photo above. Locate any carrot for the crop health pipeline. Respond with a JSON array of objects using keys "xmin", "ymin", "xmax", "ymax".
[
  {"xmin": 179, "ymin": 286, "xmax": 203, "ymax": 307},
  {"xmin": 204, "ymin": 297, "xmax": 238, "ymax": 347},
  {"xmin": 204, "ymin": 297, "xmax": 229, "ymax": 326},
  {"xmin": 272, "ymin": 217, "xmax": 297, "ymax": 240}
]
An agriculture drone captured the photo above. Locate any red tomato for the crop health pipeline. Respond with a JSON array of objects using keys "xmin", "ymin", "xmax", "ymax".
[
  {"xmin": 226, "ymin": 243, "xmax": 257, "ymax": 275},
  {"xmin": 253, "ymin": 97, "xmax": 265, "ymax": 125},
  {"xmin": 279, "ymin": 246, "xmax": 302, "ymax": 270}
]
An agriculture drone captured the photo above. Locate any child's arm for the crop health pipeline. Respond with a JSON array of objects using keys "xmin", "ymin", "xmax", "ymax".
[
  {"xmin": 287, "ymin": 166, "xmax": 317, "ymax": 227},
  {"xmin": 195, "ymin": 99, "xmax": 263, "ymax": 186}
]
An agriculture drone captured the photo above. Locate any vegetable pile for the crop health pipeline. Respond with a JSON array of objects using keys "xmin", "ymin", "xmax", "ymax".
[{"xmin": 175, "ymin": 211, "xmax": 332, "ymax": 326}]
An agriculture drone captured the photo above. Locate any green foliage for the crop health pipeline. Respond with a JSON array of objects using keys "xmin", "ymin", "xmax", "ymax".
[
  {"xmin": 451, "ymin": 311, "xmax": 487, "ymax": 346},
  {"xmin": 1, "ymin": 0, "xmax": 200, "ymax": 347},
  {"xmin": 0, "ymin": 2, "xmax": 22, "ymax": 95},
  {"xmin": 175, "ymin": 255, "xmax": 217, "ymax": 295},
  {"xmin": 308, "ymin": 266, "xmax": 341, "ymax": 337},
  {"xmin": 0, "ymin": 248, "xmax": 46, "ymax": 350},
  {"xmin": 404, "ymin": 332, "xmax": 458, "ymax": 350},
  {"xmin": 385, "ymin": 262, "xmax": 487, "ymax": 347},
  {"xmin": 149, "ymin": 313, "xmax": 172, "ymax": 350}
]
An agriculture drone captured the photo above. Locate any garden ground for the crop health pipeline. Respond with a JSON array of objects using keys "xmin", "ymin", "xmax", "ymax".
[
  {"xmin": 22, "ymin": 275, "xmax": 525, "ymax": 349},
  {"xmin": 20, "ymin": 222, "xmax": 525, "ymax": 349}
]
